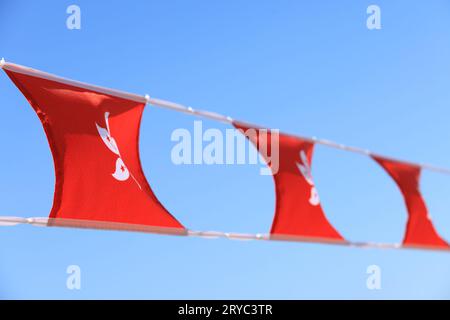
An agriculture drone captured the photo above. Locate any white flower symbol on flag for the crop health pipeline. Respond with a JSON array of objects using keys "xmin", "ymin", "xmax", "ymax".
[
  {"xmin": 95, "ymin": 112, "xmax": 130, "ymax": 182},
  {"xmin": 296, "ymin": 150, "xmax": 320, "ymax": 206}
]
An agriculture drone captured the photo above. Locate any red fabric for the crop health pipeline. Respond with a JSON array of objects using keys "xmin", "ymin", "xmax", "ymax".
[
  {"xmin": 373, "ymin": 156, "xmax": 448, "ymax": 249},
  {"xmin": 234, "ymin": 122, "xmax": 344, "ymax": 242},
  {"xmin": 5, "ymin": 70, "xmax": 184, "ymax": 231}
]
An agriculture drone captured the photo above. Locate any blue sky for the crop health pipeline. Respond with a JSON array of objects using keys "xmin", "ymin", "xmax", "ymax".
[{"xmin": 2, "ymin": 0, "xmax": 450, "ymax": 299}]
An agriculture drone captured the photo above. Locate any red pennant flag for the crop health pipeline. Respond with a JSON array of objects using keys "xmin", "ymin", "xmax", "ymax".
[
  {"xmin": 4, "ymin": 67, "xmax": 185, "ymax": 234},
  {"xmin": 234, "ymin": 122, "xmax": 344, "ymax": 243},
  {"xmin": 373, "ymin": 156, "xmax": 448, "ymax": 249}
]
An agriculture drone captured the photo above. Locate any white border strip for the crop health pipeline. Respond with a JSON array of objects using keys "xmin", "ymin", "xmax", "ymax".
[{"xmin": 2, "ymin": 58, "xmax": 450, "ymax": 175}]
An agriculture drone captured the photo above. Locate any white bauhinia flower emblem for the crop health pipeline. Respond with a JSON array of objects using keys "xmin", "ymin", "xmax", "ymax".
[
  {"xmin": 95, "ymin": 112, "xmax": 142, "ymax": 190},
  {"xmin": 95, "ymin": 112, "xmax": 130, "ymax": 182},
  {"xmin": 296, "ymin": 150, "xmax": 320, "ymax": 206}
]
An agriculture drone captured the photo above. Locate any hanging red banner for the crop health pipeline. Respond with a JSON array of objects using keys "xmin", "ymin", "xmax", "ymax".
[
  {"xmin": 234, "ymin": 122, "xmax": 345, "ymax": 243},
  {"xmin": 373, "ymin": 156, "xmax": 448, "ymax": 249},
  {"xmin": 4, "ymin": 68, "xmax": 185, "ymax": 234}
]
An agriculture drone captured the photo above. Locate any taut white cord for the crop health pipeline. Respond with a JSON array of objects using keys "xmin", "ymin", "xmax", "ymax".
[{"xmin": 2, "ymin": 58, "xmax": 450, "ymax": 175}]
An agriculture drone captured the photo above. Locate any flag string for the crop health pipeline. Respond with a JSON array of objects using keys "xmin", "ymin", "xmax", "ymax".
[
  {"xmin": 2, "ymin": 58, "xmax": 448, "ymax": 175},
  {"xmin": 4, "ymin": 216, "xmax": 450, "ymax": 252},
  {"xmin": 1, "ymin": 216, "xmax": 441, "ymax": 252},
  {"xmin": 145, "ymin": 94, "xmax": 450, "ymax": 175}
]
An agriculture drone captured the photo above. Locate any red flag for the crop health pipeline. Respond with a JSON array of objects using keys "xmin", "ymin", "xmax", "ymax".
[
  {"xmin": 234, "ymin": 122, "xmax": 344, "ymax": 242},
  {"xmin": 373, "ymin": 156, "xmax": 448, "ymax": 249},
  {"xmin": 4, "ymin": 67, "xmax": 185, "ymax": 234}
]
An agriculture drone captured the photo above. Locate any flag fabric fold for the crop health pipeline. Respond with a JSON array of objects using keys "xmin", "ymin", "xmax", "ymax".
[
  {"xmin": 234, "ymin": 122, "xmax": 345, "ymax": 243},
  {"xmin": 4, "ymin": 68, "xmax": 185, "ymax": 233},
  {"xmin": 373, "ymin": 156, "xmax": 448, "ymax": 249}
]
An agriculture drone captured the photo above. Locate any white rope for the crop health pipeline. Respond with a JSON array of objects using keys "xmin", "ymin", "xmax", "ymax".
[
  {"xmin": 2, "ymin": 58, "xmax": 450, "ymax": 175},
  {"xmin": 0, "ymin": 216, "xmax": 447, "ymax": 252},
  {"xmin": 145, "ymin": 96, "xmax": 450, "ymax": 175},
  {"xmin": 1, "ymin": 59, "xmax": 146, "ymax": 103},
  {"xmin": 0, "ymin": 216, "xmax": 49, "ymax": 227}
]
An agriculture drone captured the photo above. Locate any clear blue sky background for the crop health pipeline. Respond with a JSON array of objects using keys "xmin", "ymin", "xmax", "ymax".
[{"xmin": 1, "ymin": 0, "xmax": 450, "ymax": 299}]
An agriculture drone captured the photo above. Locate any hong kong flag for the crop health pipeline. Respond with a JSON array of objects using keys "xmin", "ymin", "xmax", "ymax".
[
  {"xmin": 4, "ymin": 65, "xmax": 185, "ymax": 234},
  {"xmin": 373, "ymin": 156, "xmax": 448, "ymax": 249},
  {"xmin": 234, "ymin": 122, "xmax": 344, "ymax": 243}
]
